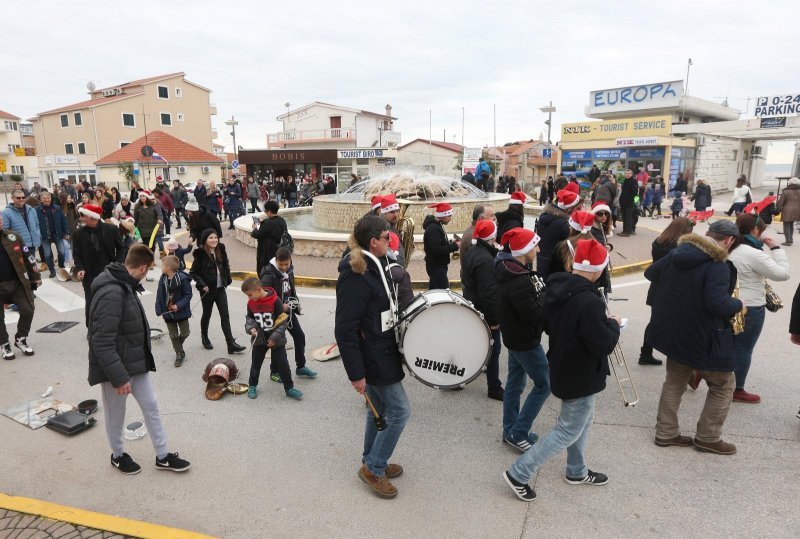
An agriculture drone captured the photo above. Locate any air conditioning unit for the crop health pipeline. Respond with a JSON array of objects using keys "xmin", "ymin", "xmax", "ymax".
[
  {"xmin": 696, "ymin": 136, "xmax": 706, "ymax": 146},
  {"xmin": 177, "ymin": 166, "xmax": 188, "ymax": 174},
  {"xmin": 201, "ymin": 166, "xmax": 211, "ymax": 173},
  {"xmin": 753, "ymin": 145, "xmax": 763, "ymax": 155}
]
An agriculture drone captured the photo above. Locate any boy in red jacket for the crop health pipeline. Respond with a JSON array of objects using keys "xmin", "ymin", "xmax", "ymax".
[{"xmin": 241, "ymin": 277, "xmax": 302, "ymax": 401}]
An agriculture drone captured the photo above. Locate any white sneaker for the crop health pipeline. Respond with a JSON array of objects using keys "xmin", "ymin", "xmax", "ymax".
[
  {"xmin": 2, "ymin": 342, "xmax": 15, "ymax": 360},
  {"xmin": 14, "ymin": 337, "xmax": 34, "ymax": 356}
]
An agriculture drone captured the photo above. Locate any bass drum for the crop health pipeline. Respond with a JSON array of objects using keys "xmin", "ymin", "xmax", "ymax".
[{"xmin": 397, "ymin": 290, "xmax": 492, "ymax": 389}]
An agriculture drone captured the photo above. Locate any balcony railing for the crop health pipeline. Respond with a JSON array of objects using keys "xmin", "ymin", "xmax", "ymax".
[
  {"xmin": 19, "ymin": 124, "xmax": 34, "ymax": 136},
  {"xmin": 267, "ymin": 128, "xmax": 356, "ymax": 146}
]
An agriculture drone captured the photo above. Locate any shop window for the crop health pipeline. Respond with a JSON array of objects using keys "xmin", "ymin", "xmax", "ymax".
[
  {"xmin": 60, "ymin": 114, "xmax": 69, "ymax": 127},
  {"xmin": 74, "ymin": 112, "xmax": 82, "ymax": 126},
  {"xmin": 78, "ymin": 142, "xmax": 86, "ymax": 154},
  {"xmin": 64, "ymin": 143, "xmax": 74, "ymax": 154},
  {"xmin": 122, "ymin": 113, "xmax": 135, "ymax": 127},
  {"xmin": 158, "ymin": 85, "xmax": 169, "ymax": 99}
]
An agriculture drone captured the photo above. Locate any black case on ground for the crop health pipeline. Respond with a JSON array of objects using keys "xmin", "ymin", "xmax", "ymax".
[{"xmin": 46, "ymin": 411, "xmax": 97, "ymax": 436}]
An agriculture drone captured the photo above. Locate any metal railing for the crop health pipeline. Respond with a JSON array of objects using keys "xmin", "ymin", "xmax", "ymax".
[{"xmin": 267, "ymin": 128, "xmax": 356, "ymax": 145}]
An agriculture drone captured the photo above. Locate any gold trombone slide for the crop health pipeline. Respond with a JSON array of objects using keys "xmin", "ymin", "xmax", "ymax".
[{"xmin": 600, "ymin": 290, "xmax": 639, "ymax": 407}]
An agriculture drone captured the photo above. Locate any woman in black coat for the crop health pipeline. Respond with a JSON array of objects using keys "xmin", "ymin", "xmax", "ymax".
[
  {"xmin": 190, "ymin": 229, "xmax": 244, "ymax": 354},
  {"xmin": 186, "ymin": 203, "xmax": 222, "ymax": 245}
]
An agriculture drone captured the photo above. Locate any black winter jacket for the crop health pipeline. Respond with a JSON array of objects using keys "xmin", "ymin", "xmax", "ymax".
[
  {"xmin": 644, "ymin": 234, "xmax": 742, "ymax": 371},
  {"xmin": 495, "ymin": 253, "xmax": 544, "ymax": 350},
  {"xmin": 495, "ymin": 208, "xmax": 524, "ymax": 242},
  {"xmin": 619, "ymin": 177, "xmax": 638, "ymax": 207},
  {"xmin": 252, "ymin": 216, "xmax": 286, "ymax": 274},
  {"xmin": 693, "ymin": 184, "xmax": 712, "ymax": 210},
  {"xmin": 460, "ymin": 239, "xmax": 499, "ymax": 326},
  {"xmin": 423, "ymin": 215, "xmax": 457, "ymax": 266},
  {"xmin": 543, "ymin": 272, "xmax": 620, "ymax": 399},
  {"xmin": 72, "ymin": 222, "xmax": 125, "ymax": 282},
  {"xmin": 335, "ymin": 240, "xmax": 404, "ymax": 386},
  {"xmin": 535, "ymin": 205, "xmax": 570, "ymax": 279},
  {"xmin": 193, "ymin": 184, "xmax": 208, "ymax": 207},
  {"xmin": 190, "ymin": 244, "xmax": 233, "ymax": 291},
  {"xmin": 88, "ymin": 263, "xmax": 155, "ymax": 387},
  {"xmin": 189, "ymin": 206, "xmax": 223, "ymax": 243},
  {"xmin": 646, "ymin": 239, "xmax": 678, "ymax": 305},
  {"xmin": 790, "ymin": 282, "xmax": 800, "ymax": 335},
  {"xmin": 259, "ymin": 258, "xmax": 297, "ymax": 303}
]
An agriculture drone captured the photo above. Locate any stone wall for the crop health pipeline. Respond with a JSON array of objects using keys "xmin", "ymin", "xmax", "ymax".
[{"xmin": 695, "ymin": 139, "xmax": 755, "ymax": 193}]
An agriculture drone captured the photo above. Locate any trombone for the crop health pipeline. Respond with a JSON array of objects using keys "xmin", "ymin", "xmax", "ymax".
[{"xmin": 600, "ymin": 290, "xmax": 639, "ymax": 407}]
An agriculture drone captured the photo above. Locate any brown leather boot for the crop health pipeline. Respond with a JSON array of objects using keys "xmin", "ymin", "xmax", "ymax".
[
  {"xmin": 385, "ymin": 463, "xmax": 403, "ymax": 479},
  {"xmin": 358, "ymin": 464, "xmax": 397, "ymax": 498},
  {"xmin": 654, "ymin": 435, "xmax": 693, "ymax": 447},
  {"xmin": 693, "ymin": 438, "xmax": 736, "ymax": 455}
]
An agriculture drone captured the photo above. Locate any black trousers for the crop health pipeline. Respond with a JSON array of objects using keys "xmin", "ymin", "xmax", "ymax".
[
  {"xmin": 250, "ymin": 343, "xmax": 292, "ymax": 390},
  {"xmin": 174, "ymin": 208, "xmax": 187, "ymax": 228},
  {"xmin": 621, "ymin": 204, "xmax": 637, "ymax": 233},
  {"xmin": 426, "ymin": 264, "xmax": 449, "ymax": 290},
  {"xmin": 271, "ymin": 313, "xmax": 306, "ymax": 372},
  {"xmin": 0, "ymin": 280, "xmax": 34, "ymax": 342},
  {"xmin": 200, "ymin": 287, "xmax": 234, "ymax": 344}
]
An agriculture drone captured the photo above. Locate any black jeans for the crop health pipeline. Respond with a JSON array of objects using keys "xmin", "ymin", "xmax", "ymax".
[
  {"xmin": 285, "ymin": 313, "xmax": 306, "ymax": 368},
  {"xmin": 621, "ymin": 204, "xmax": 636, "ymax": 233},
  {"xmin": 426, "ymin": 264, "xmax": 449, "ymax": 290},
  {"xmin": 249, "ymin": 197, "xmax": 259, "ymax": 212},
  {"xmin": 174, "ymin": 208, "xmax": 186, "ymax": 228},
  {"xmin": 200, "ymin": 287, "xmax": 234, "ymax": 344},
  {"xmin": 0, "ymin": 280, "xmax": 34, "ymax": 342},
  {"xmin": 250, "ymin": 343, "xmax": 292, "ymax": 390}
]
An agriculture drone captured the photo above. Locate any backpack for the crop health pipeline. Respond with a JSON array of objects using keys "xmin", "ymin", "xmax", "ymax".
[{"xmin": 278, "ymin": 222, "xmax": 294, "ymax": 253}]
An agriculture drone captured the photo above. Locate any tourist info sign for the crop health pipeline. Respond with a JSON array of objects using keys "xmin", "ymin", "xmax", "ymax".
[{"xmin": 754, "ymin": 94, "xmax": 800, "ymax": 117}]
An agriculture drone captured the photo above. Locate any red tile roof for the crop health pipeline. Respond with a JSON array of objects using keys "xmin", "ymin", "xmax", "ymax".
[
  {"xmin": 37, "ymin": 93, "xmax": 136, "ymax": 116},
  {"xmin": 95, "ymin": 131, "xmax": 223, "ymax": 165},
  {"xmin": 0, "ymin": 109, "xmax": 20, "ymax": 120},
  {"xmin": 398, "ymin": 138, "xmax": 464, "ymax": 154}
]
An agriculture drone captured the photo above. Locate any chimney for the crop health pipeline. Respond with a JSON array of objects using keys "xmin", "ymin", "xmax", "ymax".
[{"xmin": 385, "ymin": 104, "xmax": 393, "ymax": 129}]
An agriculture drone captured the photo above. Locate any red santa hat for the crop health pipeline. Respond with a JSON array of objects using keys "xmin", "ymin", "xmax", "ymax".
[
  {"xmin": 471, "ymin": 219, "xmax": 497, "ymax": 244},
  {"xmin": 78, "ymin": 204, "xmax": 102, "ymax": 221},
  {"xmin": 139, "ymin": 189, "xmax": 155, "ymax": 200},
  {"xmin": 591, "ymin": 200, "xmax": 611, "ymax": 215},
  {"xmin": 568, "ymin": 210, "xmax": 596, "ymax": 234},
  {"xmin": 509, "ymin": 191, "xmax": 527, "ymax": 205},
  {"xmin": 556, "ymin": 189, "xmax": 580, "ymax": 210},
  {"xmin": 572, "ymin": 238, "xmax": 610, "ymax": 273},
  {"xmin": 387, "ymin": 231, "xmax": 401, "ymax": 260},
  {"xmin": 370, "ymin": 195, "xmax": 383, "ymax": 211},
  {"xmin": 743, "ymin": 195, "xmax": 777, "ymax": 216},
  {"xmin": 428, "ymin": 202, "xmax": 454, "ymax": 218},
  {"xmin": 500, "ymin": 227, "xmax": 540, "ymax": 257},
  {"xmin": 380, "ymin": 194, "xmax": 400, "ymax": 213},
  {"xmin": 564, "ymin": 182, "xmax": 580, "ymax": 195}
]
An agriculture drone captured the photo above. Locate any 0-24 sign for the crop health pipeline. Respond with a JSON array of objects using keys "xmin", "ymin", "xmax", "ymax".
[{"xmin": 754, "ymin": 94, "xmax": 800, "ymax": 118}]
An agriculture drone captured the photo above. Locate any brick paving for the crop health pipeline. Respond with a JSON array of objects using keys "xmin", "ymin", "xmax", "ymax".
[{"xmin": 0, "ymin": 509, "xmax": 129, "ymax": 539}]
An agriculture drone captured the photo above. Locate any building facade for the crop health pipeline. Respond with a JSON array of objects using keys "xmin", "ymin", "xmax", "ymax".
[
  {"xmin": 31, "ymin": 72, "xmax": 216, "ymax": 188},
  {"xmin": 396, "ymin": 138, "xmax": 463, "ymax": 178},
  {"xmin": 0, "ymin": 110, "xmax": 39, "ymax": 185}
]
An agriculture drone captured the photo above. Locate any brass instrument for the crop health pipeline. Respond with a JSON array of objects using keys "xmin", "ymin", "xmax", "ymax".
[
  {"xmin": 451, "ymin": 234, "xmax": 461, "ymax": 260},
  {"xmin": 600, "ymin": 290, "xmax": 639, "ymax": 407},
  {"xmin": 730, "ymin": 280, "xmax": 747, "ymax": 334},
  {"xmin": 396, "ymin": 203, "xmax": 415, "ymax": 269}
]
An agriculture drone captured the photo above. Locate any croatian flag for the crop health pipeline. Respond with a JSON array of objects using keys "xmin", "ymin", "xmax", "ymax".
[{"xmin": 152, "ymin": 152, "xmax": 168, "ymax": 164}]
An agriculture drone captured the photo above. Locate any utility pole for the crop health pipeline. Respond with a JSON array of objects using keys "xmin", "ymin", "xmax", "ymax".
[
  {"xmin": 461, "ymin": 107, "xmax": 464, "ymax": 149},
  {"xmin": 680, "ymin": 58, "xmax": 692, "ymax": 124},
  {"xmin": 493, "ymin": 104, "xmax": 497, "ymax": 174},
  {"xmin": 428, "ymin": 110, "xmax": 432, "ymax": 172},
  {"xmin": 540, "ymin": 101, "xmax": 556, "ymax": 182}
]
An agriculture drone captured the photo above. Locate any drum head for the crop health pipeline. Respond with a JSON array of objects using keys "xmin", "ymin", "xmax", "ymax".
[{"xmin": 401, "ymin": 300, "xmax": 491, "ymax": 389}]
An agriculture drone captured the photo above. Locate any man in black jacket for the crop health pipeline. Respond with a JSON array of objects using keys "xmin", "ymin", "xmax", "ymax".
[
  {"xmin": 73, "ymin": 204, "xmax": 125, "ymax": 326},
  {"xmin": 252, "ymin": 201, "xmax": 287, "ymax": 275},
  {"xmin": 461, "ymin": 220, "xmax": 504, "ymax": 401},
  {"xmin": 495, "ymin": 227, "xmax": 551, "ymax": 453},
  {"xmin": 423, "ymin": 202, "xmax": 460, "ymax": 289},
  {"xmin": 646, "ymin": 222, "xmax": 743, "ymax": 455},
  {"xmin": 504, "ymin": 238, "xmax": 619, "ymax": 502},
  {"xmin": 88, "ymin": 245, "xmax": 190, "ymax": 475},
  {"xmin": 336, "ymin": 215, "xmax": 409, "ymax": 500},
  {"xmin": 618, "ymin": 169, "xmax": 638, "ymax": 236},
  {"xmin": 193, "ymin": 179, "xmax": 208, "ymax": 208},
  {"xmin": 495, "ymin": 191, "xmax": 526, "ymax": 241},
  {"xmin": 536, "ymin": 188, "xmax": 579, "ymax": 279}
]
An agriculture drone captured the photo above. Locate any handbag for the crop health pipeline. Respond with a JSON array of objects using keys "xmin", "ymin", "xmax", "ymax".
[{"xmin": 765, "ymin": 281, "xmax": 783, "ymax": 312}]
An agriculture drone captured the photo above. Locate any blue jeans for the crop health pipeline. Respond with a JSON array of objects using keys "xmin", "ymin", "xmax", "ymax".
[
  {"xmin": 508, "ymin": 395, "xmax": 595, "ymax": 484},
  {"xmin": 486, "ymin": 327, "xmax": 502, "ymax": 389},
  {"xmin": 732, "ymin": 305, "xmax": 766, "ymax": 389},
  {"xmin": 362, "ymin": 381, "xmax": 411, "ymax": 477},
  {"xmin": 41, "ymin": 238, "xmax": 65, "ymax": 273},
  {"xmin": 503, "ymin": 345, "xmax": 551, "ymax": 441}
]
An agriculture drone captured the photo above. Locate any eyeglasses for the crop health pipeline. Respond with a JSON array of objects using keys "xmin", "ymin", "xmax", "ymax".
[
  {"xmin": 378, "ymin": 233, "xmax": 391, "ymax": 241},
  {"xmin": 13, "ymin": 196, "xmax": 25, "ymax": 200}
]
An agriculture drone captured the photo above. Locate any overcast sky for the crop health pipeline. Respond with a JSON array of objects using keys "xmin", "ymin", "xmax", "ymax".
[{"xmin": 6, "ymin": 0, "xmax": 799, "ymax": 164}]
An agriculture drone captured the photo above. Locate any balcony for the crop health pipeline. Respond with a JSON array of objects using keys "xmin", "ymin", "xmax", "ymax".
[
  {"xmin": 19, "ymin": 124, "xmax": 34, "ymax": 136},
  {"xmin": 209, "ymin": 103, "xmax": 217, "ymax": 115},
  {"xmin": 267, "ymin": 128, "xmax": 356, "ymax": 147}
]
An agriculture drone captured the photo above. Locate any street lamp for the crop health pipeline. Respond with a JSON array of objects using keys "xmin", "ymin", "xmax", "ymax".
[
  {"xmin": 224, "ymin": 116, "xmax": 239, "ymax": 163},
  {"xmin": 539, "ymin": 102, "xmax": 556, "ymax": 181}
]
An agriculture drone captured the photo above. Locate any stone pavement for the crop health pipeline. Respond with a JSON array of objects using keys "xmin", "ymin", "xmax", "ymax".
[{"xmin": 0, "ymin": 508, "xmax": 127, "ymax": 539}]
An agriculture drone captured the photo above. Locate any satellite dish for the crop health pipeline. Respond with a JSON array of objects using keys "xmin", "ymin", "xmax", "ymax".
[{"xmin": 87, "ymin": 81, "xmax": 96, "ymax": 92}]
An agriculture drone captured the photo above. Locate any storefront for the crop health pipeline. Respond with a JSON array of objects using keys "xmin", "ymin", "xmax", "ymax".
[
  {"xmin": 238, "ymin": 149, "xmax": 338, "ymax": 186},
  {"xmin": 334, "ymin": 148, "xmax": 398, "ymax": 187}
]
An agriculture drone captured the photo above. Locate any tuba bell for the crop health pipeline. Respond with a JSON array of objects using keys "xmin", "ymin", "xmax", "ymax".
[
  {"xmin": 396, "ymin": 202, "xmax": 415, "ymax": 269},
  {"xmin": 56, "ymin": 266, "xmax": 80, "ymax": 282}
]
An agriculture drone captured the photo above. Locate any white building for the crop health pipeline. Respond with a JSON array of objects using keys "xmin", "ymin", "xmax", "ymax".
[
  {"xmin": 396, "ymin": 138, "xmax": 464, "ymax": 178},
  {"xmin": 0, "ymin": 110, "xmax": 39, "ymax": 185}
]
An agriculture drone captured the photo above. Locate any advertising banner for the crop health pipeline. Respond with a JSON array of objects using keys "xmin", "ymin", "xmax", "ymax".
[{"xmin": 561, "ymin": 116, "xmax": 671, "ymax": 142}]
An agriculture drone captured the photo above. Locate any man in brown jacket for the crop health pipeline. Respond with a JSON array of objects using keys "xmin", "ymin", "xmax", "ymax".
[{"xmin": 777, "ymin": 177, "xmax": 800, "ymax": 246}]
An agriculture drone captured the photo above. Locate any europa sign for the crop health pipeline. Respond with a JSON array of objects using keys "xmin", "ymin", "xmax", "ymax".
[{"xmin": 589, "ymin": 81, "xmax": 683, "ymax": 114}]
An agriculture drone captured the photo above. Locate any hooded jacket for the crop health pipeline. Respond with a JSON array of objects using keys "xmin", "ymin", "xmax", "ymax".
[
  {"xmin": 190, "ymin": 235, "xmax": 232, "ymax": 292},
  {"xmin": 460, "ymin": 238, "xmax": 499, "ymax": 326},
  {"xmin": 189, "ymin": 206, "xmax": 223, "ymax": 242},
  {"xmin": 88, "ymin": 263, "xmax": 155, "ymax": 387},
  {"xmin": 693, "ymin": 183, "xmax": 712, "ymax": 210},
  {"xmin": 259, "ymin": 257, "xmax": 296, "ymax": 303},
  {"xmin": 495, "ymin": 253, "xmax": 545, "ymax": 350},
  {"xmin": 423, "ymin": 214, "xmax": 457, "ymax": 267},
  {"xmin": 543, "ymin": 272, "xmax": 620, "ymax": 400},
  {"xmin": 535, "ymin": 204, "xmax": 570, "ymax": 279},
  {"xmin": 777, "ymin": 181, "xmax": 800, "ymax": 222},
  {"xmin": 335, "ymin": 238, "xmax": 404, "ymax": 386},
  {"xmin": 155, "ymin": 270, "xmax": 193, "ymax": 322},
  {"xmin": 645, "ymin": 234, "xmax": 742, "ymax": 371},
  {"xmin": 495, "ymin": 207, "xmax": 524, "ymax": 242}
]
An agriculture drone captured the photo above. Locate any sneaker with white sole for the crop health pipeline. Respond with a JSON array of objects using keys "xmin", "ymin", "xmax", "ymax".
[
  {"xmin": 502, "ymin": 435, "xmax": 532, "ymax": 453},
  {"xmin": 565, "ymin": 469, "xmax": 609, "ymax": 486},
  {"xmin": 14, "ymin": 337, "xmax": 33, "ymax": 356},
  {"xmin": 503, "ymin": 471, "xmax": 536, "ymax": 502},
  {"xmin": 111, "ymin": 453, "xmax": 141, "ymax": 475},
  {"xmin": 2, "ymin": 342, "xmax": 15, "ymax": 360},
  {"xmin": 155, "ymin": 452, "xmax": 191, "ymax": 472}
]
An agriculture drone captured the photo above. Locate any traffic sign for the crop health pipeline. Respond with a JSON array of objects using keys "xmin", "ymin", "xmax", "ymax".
[
  {"xmin": 231, "ymin": 159, "xmax": 239, "ymax": 169},
  {"xmin": 141, "ymin": 145, "xmax": 154, "ymax": 157},
  {"xmin": 543, "ymin": 148, "xmax": 553, "ymax": 159}
]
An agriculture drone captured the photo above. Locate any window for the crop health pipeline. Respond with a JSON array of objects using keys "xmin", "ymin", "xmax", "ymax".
[
  {"xmin": 4, "ymin": 121, "xmax": 17, "ymax": 130},
  {"xmin": 157, "ymin": 85, "xmax": 169, "ymax": 99},
  {"xmin": 120, "ymin": 141, "xmax": 130, "ymax": 148},
  {"xmin": 122, "ymin": 113, "xmax": 135, "ymax": 127},
  {"xmin": 78, "ymin": 142, "xmax": 86, "ymax": 154},
  {"xmin": 175, "ymin": 87, "xmax": 182, "ymax": 98},
  {"xmin": 64, "ymin": 143, "xmax": 74, "ymax": 154},
  {"xmin": 74, "ymin": 112, "xmax": 82, "ymax": 126},
  {"xmin": 60, "ymin": 114, "xmax": 69, "ymax": 127},
  {"xmin": 11, "ymin": 165, "xmax": 24, "ymax": 174},
  {"xmin": 160, "ymin": 113, "xmax": 172, "ymax": 126},
  {"xmin": 7, "ymin": 144, "xmax": 20, "ymax": 153},
  {"xmin": 177, "ymin": 113, "xmax": 185, "ymax": 122}
]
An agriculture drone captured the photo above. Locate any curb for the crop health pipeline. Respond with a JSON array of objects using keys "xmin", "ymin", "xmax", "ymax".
[{"xmin": 0, "ymin": 493, "xmax": 215, "ymax": 539}]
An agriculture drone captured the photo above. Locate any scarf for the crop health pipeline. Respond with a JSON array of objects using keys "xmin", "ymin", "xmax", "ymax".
[{"xmin": 743, "ymin": 234, "xmax": 763, "ymax": 250}]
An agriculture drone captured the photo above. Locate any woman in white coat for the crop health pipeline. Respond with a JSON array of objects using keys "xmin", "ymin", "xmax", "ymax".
[{"xmin": 728, "ymin": 212, "xmax": 791, "ymax": 403}]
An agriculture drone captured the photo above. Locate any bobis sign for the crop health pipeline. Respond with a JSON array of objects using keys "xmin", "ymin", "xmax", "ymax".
[{"xmin": 589, "ymin": 81, "xmax": 683, "ymax": 115}]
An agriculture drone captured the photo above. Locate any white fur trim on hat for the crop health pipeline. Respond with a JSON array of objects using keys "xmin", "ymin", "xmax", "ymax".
[
  {"xmin": 591, "ymin": 202, "xmax": 611, "ymax": 215},
  {"xmin": 435, "ymin": 209, "xmax": 453, "ymax": 218},
  {"xmin": 78, "ymin": 206, "xmax": 101, "ymax": 221},
  {"xmin": 509, "ymin": 234, "xmax": 540, "ymax": 257},
  {"xmin": 381, "ymin": 203, "xmax": 400, "ymax": 213},
  {"xmin": 572, "ymin": 251, "xmax": 610, "ymax": 273}
]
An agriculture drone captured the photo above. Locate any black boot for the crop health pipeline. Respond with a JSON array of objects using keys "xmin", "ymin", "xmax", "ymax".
[
  {"xmin": 202, "ymin": 335, "xmax": 213, "ymax": 350},
  {"xmin": 227, "ymin": 339, "xmax": 245, "ymax": 354},
  {"xmin": 638, "ymin": 348, "xmax": 662, "ymax": 365}
]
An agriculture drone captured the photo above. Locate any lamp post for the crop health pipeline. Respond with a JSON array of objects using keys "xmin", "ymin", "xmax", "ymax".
[
  {"xmin": 680, "ymin": 58, "xmax": 692, "ymax": 124},
  {"xmin": 224, "ymin": 116, "xmax": 239, "ymax": 163},
  {"xmin": 540, "ymin": 101, "xmax": 556, "ymax": 181}
]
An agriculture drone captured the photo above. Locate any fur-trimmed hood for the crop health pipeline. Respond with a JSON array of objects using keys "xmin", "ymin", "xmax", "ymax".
[
  {"xmin": 673, "ymin": 233, "xmax": 728, "ymax": 267},
  {"xmin": 339, "ymin": 236, "xmax": 368, "ymax": 275}
]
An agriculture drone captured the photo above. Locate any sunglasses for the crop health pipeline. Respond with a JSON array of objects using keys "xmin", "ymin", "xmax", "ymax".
[
  {"xmin": 14, "ymin": 196, "xmax": 25, "ymax": 200},
  {"xmin": 377, "ymin": 233, "xmax": 391, "ymax": 241}
]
